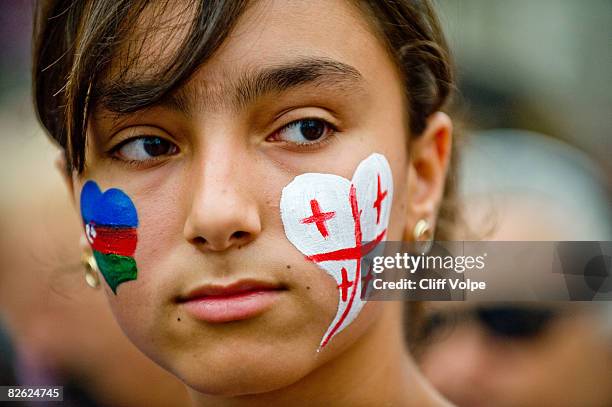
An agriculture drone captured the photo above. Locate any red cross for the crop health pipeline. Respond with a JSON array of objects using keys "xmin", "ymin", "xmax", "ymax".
[
  {"xmin": 300, "ymin": 199, "xmax": 335, "ymax": 238},
  {"xmin": 338, "ymin": 267, "xmax": 354, "ymax": 302},
  {"xmin": 373, "ymin": 174, "xmax": 388, "ymax": 224}
]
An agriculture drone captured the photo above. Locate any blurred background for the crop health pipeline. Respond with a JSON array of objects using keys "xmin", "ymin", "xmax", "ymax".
[
  {"xmin": 438, "ymin": 0, "xmax": 612, "ymax": 182},
  {"xmin": 0, "ymin": 1, "xmax": 610, "ymax": 406}
]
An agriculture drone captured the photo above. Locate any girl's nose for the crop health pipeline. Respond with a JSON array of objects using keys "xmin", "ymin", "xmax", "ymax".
[{"xmin": 183, "ymin": 148, "xmax": 262, "ymax": 252}]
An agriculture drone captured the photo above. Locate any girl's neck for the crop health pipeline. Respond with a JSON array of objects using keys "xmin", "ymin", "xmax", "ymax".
[{"xmin": 188, "ymin": 303, "xmax": 450, "ymax": 407}]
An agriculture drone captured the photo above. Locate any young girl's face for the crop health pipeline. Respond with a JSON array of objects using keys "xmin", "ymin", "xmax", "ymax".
[{"xmin": 75, "ymin": 0, "xmax": 444, "ymax": 395}]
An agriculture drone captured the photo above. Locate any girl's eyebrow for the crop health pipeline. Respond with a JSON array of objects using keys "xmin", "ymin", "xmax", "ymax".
[
  {"xmin": 95, "ymin": 57, "xmax": 366, "ymax": 117},
  {"xmin": 231, "ymin": 57, "xmax": 366, "ymax": 110}
]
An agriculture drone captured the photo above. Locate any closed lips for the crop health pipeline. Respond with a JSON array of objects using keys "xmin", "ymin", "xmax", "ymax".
[
  {"xmin": 177, "ymin": 281, "xmax": 287, "ymax": 323},
  {"xmin": 177, "ymin": 281, "xmax": 287, "ymax": 302}
]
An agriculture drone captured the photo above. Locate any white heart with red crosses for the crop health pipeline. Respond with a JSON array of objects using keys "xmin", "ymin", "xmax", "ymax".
[{"xmin": 280, "ymin": 153, "xmax": 393, "ymax": 349}]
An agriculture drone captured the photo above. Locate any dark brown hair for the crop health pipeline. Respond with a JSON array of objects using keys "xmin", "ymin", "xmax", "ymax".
[{"xmin": 32, "ymin": 0, "xmax": 456, "ymax": 237}]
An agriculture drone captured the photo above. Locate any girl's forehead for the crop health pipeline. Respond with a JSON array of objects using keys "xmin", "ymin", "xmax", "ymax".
[{"xmin": 105, "ymin": 0, "xmax": 389, "ymax": 90}]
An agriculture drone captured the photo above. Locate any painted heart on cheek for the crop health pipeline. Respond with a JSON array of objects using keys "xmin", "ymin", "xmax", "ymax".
[
  {"xmin": 80, "ymin": 181, "xmax": 139, "ymax": 294},
  {"xmin": 280, "ymin": 153, "xmax": 393, "ymax": 349}
]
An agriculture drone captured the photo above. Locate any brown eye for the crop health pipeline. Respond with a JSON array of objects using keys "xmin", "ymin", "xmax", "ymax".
[
  {"xmin": 117, "ymin": 136, "xmax": 178, "ymax": 161},
  {"xmin": 276, "ymin": 118, "xmax": 334, "ymax": 144},
  {"xmin": 142, "ymin": 137, "xmax": 175, "ymax": 156}
]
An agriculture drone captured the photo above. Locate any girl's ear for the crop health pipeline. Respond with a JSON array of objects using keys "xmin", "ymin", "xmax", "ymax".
[
  {"xmin": 403, "ymin": 112, "xmax": 453, "ymax": 240},
  {"xmin": 54, "ymin": 152, "xmax": 77, "ymax": 208}
]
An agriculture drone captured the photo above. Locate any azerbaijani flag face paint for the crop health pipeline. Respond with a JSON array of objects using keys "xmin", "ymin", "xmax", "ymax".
[{"xmin": 80, "ymin": 181, "xmax": 139, "ymax": 294}]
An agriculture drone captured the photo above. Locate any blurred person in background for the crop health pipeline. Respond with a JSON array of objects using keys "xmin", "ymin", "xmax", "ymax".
[
  {"xmin": 418, "ymin": 130, "xmax": 612, "ymax": 407},
  {"xmin": 419, "ymin": 302, "xmax": 612, "ymax": 407}
]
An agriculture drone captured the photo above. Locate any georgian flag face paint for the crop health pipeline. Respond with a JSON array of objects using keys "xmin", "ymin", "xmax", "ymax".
[
  {"xmin": 280, "ymin": 153, "xmax": 393, "ymax": 349},
  {"xmin": 80, "ymin": 181, "xmax": 139, "ymax": 294}
]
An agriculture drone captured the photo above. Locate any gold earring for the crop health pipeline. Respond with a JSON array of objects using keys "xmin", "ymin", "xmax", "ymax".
[
  {"xmin": 413, "ymin": 219, "xmax": 433, "ymax": 254},
  {"xmin": 81, "ymin": 252, "xmax": 101, "ymax": 289},
  {"xmin": 413, "ymin": 219, "xmax": 431, "ymax": 241}
]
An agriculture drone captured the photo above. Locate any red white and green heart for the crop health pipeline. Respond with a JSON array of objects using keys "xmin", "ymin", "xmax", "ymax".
[
  {"xmin": 280, "ymin": 153, "xmax": 393, "ymax": 349},
  {"xmin": 80, "ymin": 181, "xmax": 139, "ymax": 294}
]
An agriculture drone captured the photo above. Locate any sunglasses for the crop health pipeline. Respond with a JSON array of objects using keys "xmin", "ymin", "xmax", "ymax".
[{"xmin": 421, "ymin": 305, "xmax": 560, "ymax": 341}]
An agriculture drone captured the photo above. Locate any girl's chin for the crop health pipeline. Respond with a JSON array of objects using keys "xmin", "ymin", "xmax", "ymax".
[{"xmin": 173, "ymin": 348, "xmax": 317, "ymax": 397}]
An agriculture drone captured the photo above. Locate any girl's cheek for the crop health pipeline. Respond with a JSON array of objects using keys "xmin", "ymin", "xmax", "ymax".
[
  {"xmin": 388, "ymin": 167, "xmax": 410, "ymax": 241},
  {"xmin": 78, "ymin": 178, "xmax": 171, "ymax": 317}
]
